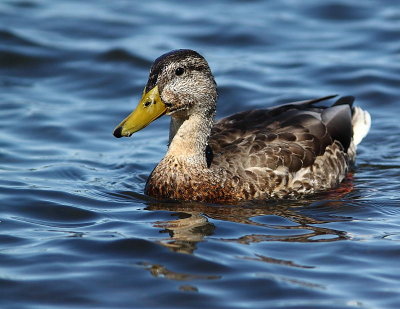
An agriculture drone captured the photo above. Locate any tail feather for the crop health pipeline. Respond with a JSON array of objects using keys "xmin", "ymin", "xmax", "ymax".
[{"xmin": 352, "ymin": 106, "xmax": 371, "ymax": 146}]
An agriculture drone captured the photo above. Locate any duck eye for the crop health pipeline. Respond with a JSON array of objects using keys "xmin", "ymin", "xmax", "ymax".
[{"xmin": 175, "ymin": 67, "xmax": 185, "ymax": 76}]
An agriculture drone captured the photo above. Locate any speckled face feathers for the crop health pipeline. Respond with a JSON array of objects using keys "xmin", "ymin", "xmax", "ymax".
[{"xmin": 144, "ymin": 49, "xmax": 217, "ymax": 117}]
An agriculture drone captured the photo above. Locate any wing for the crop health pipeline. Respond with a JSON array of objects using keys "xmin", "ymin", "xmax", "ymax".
[{"xmin": 209, "ymin": 96, "xmax": 354, "ymax": 173}]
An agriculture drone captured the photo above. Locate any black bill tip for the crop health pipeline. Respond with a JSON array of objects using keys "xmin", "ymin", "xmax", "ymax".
[{"xmin": 113, "ymin": 126, "xmax": 123, "ymax": 138}]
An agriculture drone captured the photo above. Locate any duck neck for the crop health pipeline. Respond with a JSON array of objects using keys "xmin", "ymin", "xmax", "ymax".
[
  {"xmin": 166, "ymin": 109, "xmax": 215, "ymax": 165},
  {"xmin": 168, "ymin": 114, "xmax": 188, "ymax": 145}
]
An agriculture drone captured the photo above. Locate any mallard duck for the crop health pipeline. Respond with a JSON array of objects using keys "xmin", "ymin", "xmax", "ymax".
[{"xmin": 113, "ymin": 49, "xmax": 371, "ymax": 203}]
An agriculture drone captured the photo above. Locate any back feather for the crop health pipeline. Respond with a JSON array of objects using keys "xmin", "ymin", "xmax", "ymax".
[{"xmin": 210, "ymin": 96, "xmax": 370, "ymax": 175}]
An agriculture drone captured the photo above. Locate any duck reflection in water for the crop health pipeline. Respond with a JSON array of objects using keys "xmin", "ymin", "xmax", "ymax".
[
  {"xmin": 145, "ymin": 195, "xmax": 351, "ymax": 255},
  {"xmin": 121, "ymin": 183, "xmax": 356, "ymax": 291}
]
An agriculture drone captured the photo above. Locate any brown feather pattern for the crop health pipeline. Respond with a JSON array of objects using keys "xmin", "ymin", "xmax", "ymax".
[
  {"xmin": 146, "ymin": 97, "xmax": 358, "ymax": 202},
  {"xmin": 115, "ymin": 49, "xmax": 370, "ymax": 203}
]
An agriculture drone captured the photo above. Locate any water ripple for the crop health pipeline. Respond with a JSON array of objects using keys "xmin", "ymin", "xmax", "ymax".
[{"xmin": 1, "ymin": 0, "xmax": 400, "ymax": 308}]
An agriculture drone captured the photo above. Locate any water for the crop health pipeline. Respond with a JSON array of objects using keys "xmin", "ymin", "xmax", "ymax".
[{"xmin": 1, "ymin": 0, "xmax": 400, "ymax": 308}]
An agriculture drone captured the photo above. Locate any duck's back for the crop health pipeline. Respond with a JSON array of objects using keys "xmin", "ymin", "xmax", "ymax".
[{"xmin": 208, "ymin": 95, "xmax": 371, "ymax": 199}]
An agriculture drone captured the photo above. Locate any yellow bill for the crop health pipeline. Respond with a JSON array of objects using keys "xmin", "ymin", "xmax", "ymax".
[{"xmin": 113, "ymin": 86, "xmax": 166, "ymax": 138}]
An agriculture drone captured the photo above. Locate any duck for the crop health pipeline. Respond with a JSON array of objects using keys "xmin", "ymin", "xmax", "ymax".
[{"xmin": 113, "ymin": 49, "xmax": 371, "ymax": 203}]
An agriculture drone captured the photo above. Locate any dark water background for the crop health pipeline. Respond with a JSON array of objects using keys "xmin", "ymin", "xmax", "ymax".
[{"xmin": 1, "ymin": 0, "xmax": 400, "ymax": 308}]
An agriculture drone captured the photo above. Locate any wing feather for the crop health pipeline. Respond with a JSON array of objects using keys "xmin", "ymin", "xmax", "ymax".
[{"xmin": 209, "ymin": 96, "xmax": 354, "ymax": 174}]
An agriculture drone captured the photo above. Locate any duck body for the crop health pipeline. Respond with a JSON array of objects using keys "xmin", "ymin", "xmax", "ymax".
[{"xmin": 114, "ymin": 49, "xmax": 371, "ymax": 203}]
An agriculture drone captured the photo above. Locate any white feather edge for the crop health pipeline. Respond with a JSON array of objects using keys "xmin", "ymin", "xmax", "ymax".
[{"xmin": 352, "ymin": 106, "xmax": 371, "ymax": 146}]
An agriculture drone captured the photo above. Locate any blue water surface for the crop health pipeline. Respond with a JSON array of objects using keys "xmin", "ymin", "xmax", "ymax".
[{"xmin": 1, "ymin": 0, "xmax": 400, "ymax": 308}]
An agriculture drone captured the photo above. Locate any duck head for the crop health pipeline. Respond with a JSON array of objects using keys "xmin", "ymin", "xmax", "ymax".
[{"xmin": 113, "ymin": 49, "xmax": 217, "ymax": 138}]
